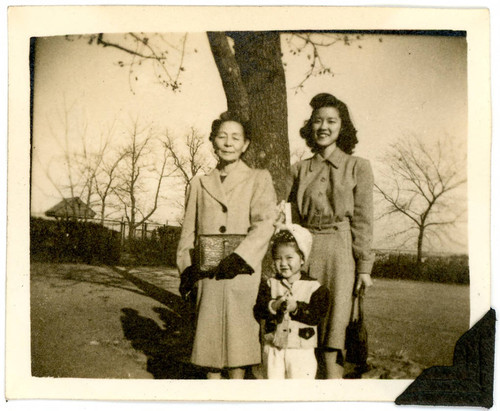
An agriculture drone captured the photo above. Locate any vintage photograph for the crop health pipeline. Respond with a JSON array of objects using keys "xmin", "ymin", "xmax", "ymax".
[{"xmin": 6, "ymin": 5, "xmax": 492, "ymax": 403}]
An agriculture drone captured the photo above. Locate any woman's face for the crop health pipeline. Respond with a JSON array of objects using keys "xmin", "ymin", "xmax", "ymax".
[
  {"xmin": 311, "ymin": 106, "xmax": 342, "ymax": 149},
  {"xmin": 213, "ymin": 121, "xmax": 250, "ymax": 163}
]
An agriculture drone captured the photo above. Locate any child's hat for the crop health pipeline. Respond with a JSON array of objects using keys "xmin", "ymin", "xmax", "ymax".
[{"xmin": 279, "ymin": 224, "xmax": 313, "ymax": 262}]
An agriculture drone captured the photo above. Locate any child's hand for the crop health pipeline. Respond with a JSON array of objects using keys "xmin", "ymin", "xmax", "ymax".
[
  {"xmin": 271, "ymin": 296, "xmax": 287, "ymax": 313},
  {"xmin": 285, "ymin": 297, "xmax": 297, "ymax": 313}
]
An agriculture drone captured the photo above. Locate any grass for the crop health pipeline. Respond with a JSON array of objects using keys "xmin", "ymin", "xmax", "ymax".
[{"xmin": 364, "ymin": 278, "xmax": 469, "ymax": 367}]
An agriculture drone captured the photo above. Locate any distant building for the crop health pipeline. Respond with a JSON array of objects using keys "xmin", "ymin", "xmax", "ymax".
[{"xmin": 45, "ymin": 197, "xmax": 96, "ymax": 220}]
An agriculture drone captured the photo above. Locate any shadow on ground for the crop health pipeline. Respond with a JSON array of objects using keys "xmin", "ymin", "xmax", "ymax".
[
  {"xmin": 112, "ymin": 266, "xmax": 207, "ymax": 379},
  {"xmin": 32, "ymin": 263, "xmax": 147, "ymax": 295},
  {"xmin": 120, "ymin": 307, "xmax": 205, "ymax": 379}
]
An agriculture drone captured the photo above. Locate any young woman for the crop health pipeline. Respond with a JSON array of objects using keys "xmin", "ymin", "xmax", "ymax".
[
  {"xmin": 287, "ymin": 93, "xmax": 374, "ymax": 378},
  {"xmin": 177, "ymin": 112, "xmax": 277, "ymax": 379}
]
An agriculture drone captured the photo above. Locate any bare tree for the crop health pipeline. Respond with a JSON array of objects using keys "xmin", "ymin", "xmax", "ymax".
[
  {"xmin": 290, "ymin": 146, "xmax": 310, "ymax": 164},
  {"xmin": 73, "ymin": 121, "xmax": 120, "ymax": 222},
  {"xmin": 163, "ymin": 128, "xmax": 215, "ymax": 198},
  {"xmin": 93, "ymin": 148, "xmax": 126, "ymax": 225},
  {"xmin": 375, "ymin": 136, "xmax": 467, "ymax": 269},
  {"xmin": 113, "ymin": 118, "xmax": 172, "ymax": 238},
  {"xmin": 41, "ymin": 100, "xmax": 105, "ymax": 221},
  {"xmin": 69, "ymin": 31, "xmax": 366, "ymax": 200}
]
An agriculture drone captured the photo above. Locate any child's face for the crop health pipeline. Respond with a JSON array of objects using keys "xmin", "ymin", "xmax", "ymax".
[{"xmin": 273, "ymin": 244, "xmax": 304, "ymax": 279}]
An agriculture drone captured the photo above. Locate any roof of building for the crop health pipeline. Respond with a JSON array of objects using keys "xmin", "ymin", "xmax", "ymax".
[{"xmin": 45, "ymin": 197, "xmax": 96, "ymax": 219}]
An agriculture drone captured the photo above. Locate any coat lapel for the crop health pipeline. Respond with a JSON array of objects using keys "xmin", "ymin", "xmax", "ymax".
[
  {"xmin": 200, "ymin": 168, "xmax": 227, "ymax": 207},
  {"xmin": 222, "ymin": 160, "xmax": 252, "ymax": 195}
]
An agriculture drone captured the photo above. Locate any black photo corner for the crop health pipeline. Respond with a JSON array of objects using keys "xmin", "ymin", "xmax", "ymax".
[{"xmin": 396, "ymin": 309, "xmax": 495, "ymax": 408}]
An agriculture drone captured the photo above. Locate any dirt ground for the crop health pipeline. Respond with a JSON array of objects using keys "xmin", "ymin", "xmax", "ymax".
[{"xmin": 30, "ymin": 262, "xmax": 470, "ymax": 379}]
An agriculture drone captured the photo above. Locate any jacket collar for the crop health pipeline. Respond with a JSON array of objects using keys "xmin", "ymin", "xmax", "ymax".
[
  {"xmin": 221, "ymin": 160, "xmax": 252, "ymax": 194},
  {"xmin": 200, "ymin": 160, "xmax": 252, "ymax": 206},
  {"xmin": 309, "ymin": 146, "xmax": 346, "ymax": 172},
  {"xmin": 275, "ymin": 272, "xmax": 310, "ymax": 286}
]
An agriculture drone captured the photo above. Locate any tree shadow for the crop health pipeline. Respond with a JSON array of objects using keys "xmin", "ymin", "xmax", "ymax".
[
  {"xmin": 120, "ymin": 307, "xmax": 205, "ymax": 379},
  {"xmin": 111, "ymin": 266, "xmax": 187, "ymax": 314},
  {"xmin": 31, "ymin": 263, "xmax": 147, "ymax": 295},
  {"xmin": 113, "ymin": 266, "xmax": 208, "ymax": 378}
]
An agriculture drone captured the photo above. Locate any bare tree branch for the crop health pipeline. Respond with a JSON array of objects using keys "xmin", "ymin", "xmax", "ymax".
[
  {"xmin": 284, "ymin": 32, "xmax": 363, "ymax": 93},
  {"xmin": 71, "ymin": 33, "xmax": 190, "ymax": 93},
  {"xmin": 376, "ymin": 135, "xmax": 467, "ymax": 264},
  {"xmin": 162, "ymin": 127, "xmax": 215, "ymax": 199}
]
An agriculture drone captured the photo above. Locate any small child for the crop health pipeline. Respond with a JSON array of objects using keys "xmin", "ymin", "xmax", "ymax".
[{"xmin": 254, "ymin": 224, "xmax": 329, "ymax": 379}]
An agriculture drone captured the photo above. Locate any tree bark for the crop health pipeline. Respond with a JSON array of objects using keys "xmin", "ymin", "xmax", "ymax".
[
  {"xmin": 232, "ymin": 31, "xmax": 290, "ymax": 201},
  {"xmin": 208, "ymin": 31, "xmax": 290, "ymax": 201},
  {"xmin": 207, "ymin": 32, "xmax": 250, "ymax": 121}
]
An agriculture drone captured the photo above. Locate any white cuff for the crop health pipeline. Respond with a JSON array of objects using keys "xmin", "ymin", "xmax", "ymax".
[{"xmin": 268, "ymin": 300, "xmax": 278, "ymax": 315}]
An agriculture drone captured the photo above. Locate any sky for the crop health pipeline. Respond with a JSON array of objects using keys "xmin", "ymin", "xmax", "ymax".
[{"xmin": 31, "ymin": 31, "xmax": 468, "ymax": 252}]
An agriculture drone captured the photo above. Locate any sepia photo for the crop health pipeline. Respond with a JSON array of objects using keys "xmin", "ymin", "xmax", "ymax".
[{"xmin": 6, "ymin": 5, "xmax": 492, "ymax": 404}]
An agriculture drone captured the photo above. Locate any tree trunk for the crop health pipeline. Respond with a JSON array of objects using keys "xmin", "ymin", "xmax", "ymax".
[
  {"xmin": 416, "ymin": 225, "xmax": 424, "ymax": 278},
  {"xmin": 100, "ymin": 203, "xmax": 106, "ymax": 225},
  {"xmin": 208, "ymin": 31, "xmax": 290, "ymax": 201},
  {"xmin": 206, "ymin": 32, "xmax": 250, "ymax": 121},
  {"xmin": 233, "ymin": 32, "xmax": 290, "ymax": 201}
]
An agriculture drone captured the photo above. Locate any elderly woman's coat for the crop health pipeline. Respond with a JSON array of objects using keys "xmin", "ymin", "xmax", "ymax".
[{"xmin": 177, "ymin": 160, "xmax": 277, "ymax": 369}]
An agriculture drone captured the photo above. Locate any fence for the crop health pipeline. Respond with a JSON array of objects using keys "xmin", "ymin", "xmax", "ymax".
[
  {"xmin": 31, "ymin": 216, "xmax": 181, "ymax": 267},
  {"xmin": 69, "ymin": 216, "xmax": 180, "ymax": 244}
]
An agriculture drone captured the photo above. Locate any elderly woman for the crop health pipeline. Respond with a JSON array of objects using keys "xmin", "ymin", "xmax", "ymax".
[
  {"xmin": 177, "ymin": 112, "xmax": 277, "ymax": 379},
  {"xmin": 287, "ymin": 93, "xmax": 374, "ymax": 379}
]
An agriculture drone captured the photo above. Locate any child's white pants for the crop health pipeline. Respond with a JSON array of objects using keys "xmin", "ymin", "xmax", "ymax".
[{"xmin": 264, "ymin": 345, "xmax": 317, "ymax": 379}]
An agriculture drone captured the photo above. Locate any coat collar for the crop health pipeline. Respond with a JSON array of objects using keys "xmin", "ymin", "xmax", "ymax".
[
  {"xmin": 200, "ymin": 160, "xmax": 252, "ymax": 206},
  {"xmin": 309, "ymin": 146, "xmax": 346, "ymax": 172},
  {"xmin": 221, "ymin": 160, "xmax": 252, "ymax": 194},
  {"xmin": 294, "ymin": 148, "xmax": 347, "ymax": 216},
  {"xmin": 274, "ymin": 272, "xmax": 312, "ymax": 289}
]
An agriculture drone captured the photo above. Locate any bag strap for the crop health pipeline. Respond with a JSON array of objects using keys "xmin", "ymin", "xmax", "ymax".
[
  {"xmin": 358, "ymin": 285, "xmax": 365, "ymax": 322},
  {"xmin": 350, "ymin": 284, "xmax": 365, "ymax": 322}
]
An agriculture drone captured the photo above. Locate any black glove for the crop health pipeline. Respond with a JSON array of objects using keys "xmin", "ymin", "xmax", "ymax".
[
  {"xmin": 215, "ymin": 253, "xmax": 254, "ymax": 280},
  {"xmin": 179, "ymin": 265, "xmax": 219, "ymax": 299},
  {"xmin": 179, "ymin": 265, "xmax": 199, "ymax": 301}
]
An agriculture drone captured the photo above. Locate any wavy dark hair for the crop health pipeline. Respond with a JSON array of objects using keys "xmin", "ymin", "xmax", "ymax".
[
  {"xmin": 209, "ymin": 111, "xmax": 252, "ymax": 142},
  {"xmin": 300, "ymin": 93, "xmax": 358, "ymax": 154},
  {"xmin": 271, "ymin": 230, "xmax": 304, "ymax": 260}
]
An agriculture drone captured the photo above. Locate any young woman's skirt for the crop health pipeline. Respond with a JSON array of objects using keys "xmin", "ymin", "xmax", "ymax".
[{"xmin": 305, "ymin": 221, "xmax": 355, "ymax": 350}]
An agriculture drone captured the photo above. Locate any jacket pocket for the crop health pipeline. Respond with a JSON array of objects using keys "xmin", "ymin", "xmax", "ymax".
[{"xmin": 298, "ymin": 327, "xmax": 315, "ymax": 340}]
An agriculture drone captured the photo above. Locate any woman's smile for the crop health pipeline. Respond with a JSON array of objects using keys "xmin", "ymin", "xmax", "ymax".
[{"xmin": 311, "ymin": 106, "xmax": 341, "ymax": 149}]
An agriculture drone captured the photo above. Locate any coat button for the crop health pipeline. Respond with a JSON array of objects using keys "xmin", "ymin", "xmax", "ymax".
[
  {"xmin": 321, "ymin": 177, "xmax": 326, "ymax": 182},
  {"xmin": 221, "ymin": 205, "xmax": 227, "ymax": 213},
  {"xmin": 219, "ymin": 226, "xmax": 226, "ymax": 233}
]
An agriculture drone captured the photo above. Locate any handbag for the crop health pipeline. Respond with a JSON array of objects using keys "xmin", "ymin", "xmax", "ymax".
[
  {"xmin": 345, "ymin": 285, "xmax": 369, "ymax": 366},
  {"xmin": 196, "ymin": 234, "xmax": 246, "ymax": 272}
]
